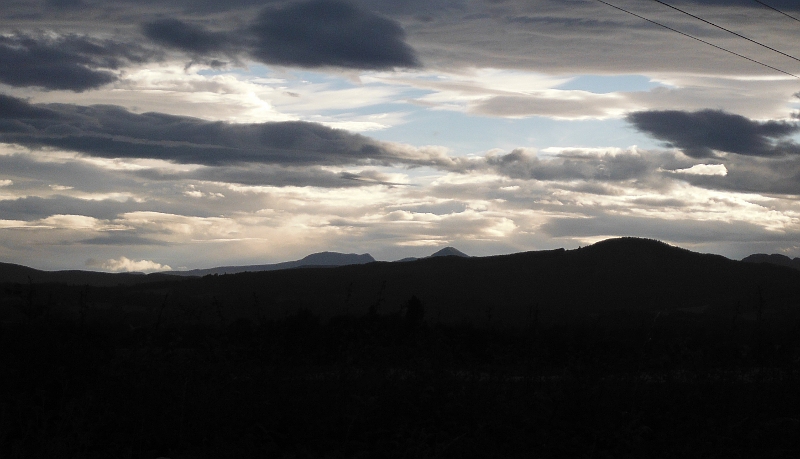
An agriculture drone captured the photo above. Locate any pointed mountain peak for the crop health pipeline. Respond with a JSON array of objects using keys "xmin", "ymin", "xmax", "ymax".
[{"xmin": 429, "ymin": 247, "xmax": 469, "ymax": 258}]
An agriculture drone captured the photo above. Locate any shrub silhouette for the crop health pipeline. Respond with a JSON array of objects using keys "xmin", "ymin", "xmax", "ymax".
[{"xmin": 404, "ymin": 295, "xmax": 424, "ymax": 328}]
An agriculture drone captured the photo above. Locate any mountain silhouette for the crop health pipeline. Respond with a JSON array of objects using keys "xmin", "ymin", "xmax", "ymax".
[
  {"xmin": 742, "ymin": 253, "xmax": 800, "ymax": 271},
  {"xmin": 395, "ymin": 246, "xmax": 469, "ymax": 262},
  {"xmin": 429, "ymin": 247, "xmax": 469, "ymax": 258},
  {"xmin": 11, "ymin": 237, "xmax": 787, "ymax": 327},
  {"xmin": 166, "ymin": 251, "xmax": 376, "ymax": 276},
  {"xmin": 0, "ymin": 251, "xmax": 375, "ymax": 285},
  {"xmin": 0, "ymin": 262, "xmax": 176, "ymax": 286},
  {"xmin": 4, "ymin": 238, "xmax": 800, "ymax": 327}
]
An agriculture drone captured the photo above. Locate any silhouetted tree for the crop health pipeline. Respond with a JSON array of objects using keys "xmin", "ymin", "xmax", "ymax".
[
  {"xmin": 368, "ymin": 281, "xmax": 386, "ymax": 315},
  {"xmin": 404, "ymin": 295, "xmax": 424, "ymax": 328}
]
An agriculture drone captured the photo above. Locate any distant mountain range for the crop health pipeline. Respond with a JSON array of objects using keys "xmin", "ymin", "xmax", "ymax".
[
  {"xmin": 0, "ymin": 262, "xmax": 177, "ymax": 287},
  {"xmin": 0, "ymin": 247, "xmax": 470, "ymax": 285},
  {"xmin": 166, "ymin": 251, "xmax": 377, "ymax": 276},
  {"xmin": 166, "ymin": 246, "xmax": 469, "ymax": 276},
  {"xmin": 4, "ymin": 238, "xmax": 799, "ymax": 328},
  {"xmin": 396, "ymin": 246, "xmax": 470, "ymax": 262},
  {"xmin": 742, "ymin": 253, "xmax": 800, "ymax": 271},
  {"xmin": 154, "ymin": 237, "xmax": 799, "ymax": 327}
]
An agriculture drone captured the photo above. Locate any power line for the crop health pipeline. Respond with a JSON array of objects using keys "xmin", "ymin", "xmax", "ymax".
[
  {"xmin": 650, "ymin": 0, "xmax": 800, "ymax": 64},
  {"xmin": 593, "ymin": 0, "xmax": 800, "ymax": 79},
  {"xmin": 753, "ymin": 0, "xmax": 800, "ymax": 24}
]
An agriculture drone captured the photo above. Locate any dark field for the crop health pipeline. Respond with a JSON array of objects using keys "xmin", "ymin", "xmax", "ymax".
[{"xmin": 2, "ymin": 294, "xmax": 800, "ymax": 459}]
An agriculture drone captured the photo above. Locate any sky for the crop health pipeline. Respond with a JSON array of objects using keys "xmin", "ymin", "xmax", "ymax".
[{"xmin": 3, "ymin": 0, "xmax": 800, "ymax": 271}]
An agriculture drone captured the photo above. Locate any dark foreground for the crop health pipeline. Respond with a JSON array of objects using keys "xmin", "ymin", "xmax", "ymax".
[{"xmin": 2, "ymin": 299, "xmax": 800, "ymax": 459}]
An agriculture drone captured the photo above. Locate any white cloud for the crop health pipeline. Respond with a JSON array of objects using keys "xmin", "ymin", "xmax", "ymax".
[
  {"xmin": 671, "ymin": 164, "xmax": 728, "ymax": 176},
  {"xmin": 89, "ymin": 256, "xmax": 171, "ymax": 272},
  {"xmin": 0, "ymin": 219, "xmax": 27, "ymax": 229},
  {"xmin": 117, "ymin": 212, "xmax": 243, "ymax": 240},
  {"xmin": 0, "ymin": 179, "xmax": 12, "ymax": 187},
  {"xmin": 39, "ymin": 214, "xmax": 126, "ymax": 231}
]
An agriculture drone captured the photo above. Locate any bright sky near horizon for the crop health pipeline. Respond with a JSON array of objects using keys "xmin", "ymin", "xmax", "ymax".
[{"xmin": 2, "ymin": 0, "xmax": 800, "ymax": 271}]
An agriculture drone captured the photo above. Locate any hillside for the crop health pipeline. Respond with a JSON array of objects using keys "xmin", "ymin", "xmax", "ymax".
[
  {"xmin": 0, "ymin": 262, "xmax": 177, "ymax": 287},
  {"xmin": 742, "ymin": 253, "xmax": 800, "ymax": 271},
  {"xmin": 16, "ymin": 237, "xmax": 796, "ymax": 328},
  {"xmin": 4, "ymin": 237, "xmax": 800, "ymax": 458}
]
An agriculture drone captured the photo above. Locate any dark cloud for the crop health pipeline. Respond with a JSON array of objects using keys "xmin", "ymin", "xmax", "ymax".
[
  {"xmin": 47, "ymin": 0, "xmax": 84, "ymax": 8},
  {"xmin": 627, "ymin": 109, "xmax": 800, "ymax": 158},
  {"xmin": 142, "ymin": 18, "xmax": 237, "ymax": 55},
  {"xmin": 0, "ymin": 151, "xmax": 159, "ymax": 196},
  {"xmin": 0, "ymin": 191, "xmax": 230, "ymax": 222},
  {"xmin": 138, "ymin": 164, "xmax": 403, "ymax": 188},
  {"xmin": 139, "ymin": 0, "xmax": 419, "ymax": 70},
  {"xmin": 249, "ymin": 0, "xmax": 419, "ymax": 69},
  {"xmin": 676, "ymin": 156, "xmax": 800, "ymax": 196},
  {"xmin": 339, "ymin": 169, "xmax": 406, "ymax": 186},
  {"xmin": 0, "ymin": 33, "xmax": 156, "ymax": 91},
  {"xmin": 630, "ymin": 197, "xmax": 687, "ymax": 208},
  {"xmin": 0, "ymin": 94, "xmax": 428, "ymax": 167},
  {"xmin": 356, "ymin": 0, "xmax": 464, "ymax": 15},
  {"xmin": 506, "ymin": 15, "xmax": 623, "ymax": 30},
  {"xmin": 485, "ymin": 148, "xmax": 669, "ymax": 182},
  {"xmin": 0, "ymin": 195, "xmax": 136, "ymax": 221},
  {"xmin": 0, "ymin": 191, "xmax": 228, "ymax": 222},
  {"xmin": 0, "ymin": 94, "xmax": 56, "ymax": 120},
  {"xmin": 679, "ymin": 0, "xmax": 800, "ymax": 9},
  {"xmin": 518, "ymin": 146, "xmax": 800, "ymax": 198},
  {"xmin": 5, "ymin": 0, "xmax": 799, "ymax": 80},
  {"xmin": 79, "ymin": 232, "xmax": 168, "ymax": 246}
]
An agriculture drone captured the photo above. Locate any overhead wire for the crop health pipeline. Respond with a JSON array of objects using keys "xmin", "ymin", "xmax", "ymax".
[
  {"xmin": 592, "ymin": 0, "xmax": 800, "ymax": 79},
  {"xmin": 649, "ymin": 0, "xmax": 800, "ymax": 64},
  {"xmin": 752, "ymin": 0, "xmax": 800, "ymax": 24}
]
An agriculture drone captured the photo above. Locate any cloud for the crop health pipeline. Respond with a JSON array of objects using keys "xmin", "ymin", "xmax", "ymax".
[
  {"xmin": 249, "ymin": 0, "xmax": 418, "ymax": 69},
  {"xmin": 670, "ymin": 164, "xmax": 727, "ymax": 176},
  {"xmin": 141, "ymin": 0, "xmax": 419, "ymax": 70},
  {"xmin": 676, "ymin": 155, "xmax": 800, "ymax": 195},
  {"xmin": 87, "ymin": 256, "xmax": 171, "ymax": 272},
  {"xmin": 627, "ymin": 109, "xmax": 800, "ymax": 158},
  {"xmin": 0, "ymin": 33, "xmax": 156, "ymax": 91},
  {"xmin": 5, "ymin": 0, "xmax": 800, "ymax": 79},
  {"xmin": 540, "ymin": 212, "xmax": 794, "ymax": 245},
  {"xmin": 80, "ymin": 233, "xmax": 168, "ymax": 246},
  {"xmin": 136, "ymin": 161, "xmax": 408, "ymax": 188},
  {"xmin": 0, "ymin": 94, "xmax": 454, "ymax": 168},
  {"xmin": 679, "ymin": 0, "xmax": 799, "ymax": 8},
  {"xmin": 47, "ymin": 0, "xmax": 84, "ymax": 8},
  {"xmin": 0, "ymin": 196, "xmax": 140, "ymax": 221},
  {"xmin": 142, "ymin": 18, "xmax": 237, "ymax": 56},
  {"xmin": 470, "ymin": 92, "xmax": 632, "ymax": 119},
  {"xmin": 484, "ymin": 148, "xmax": 680, "ymax": 183}
]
